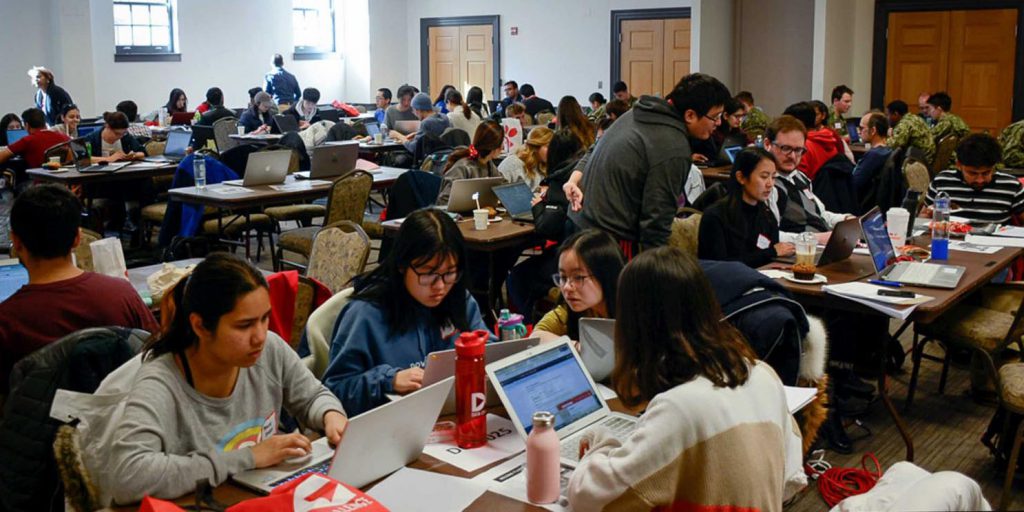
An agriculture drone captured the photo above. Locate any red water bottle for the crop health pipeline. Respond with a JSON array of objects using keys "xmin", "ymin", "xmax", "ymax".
[{"xmin": 455, "ymin": 329, "xmax": 488, "ymax": 448}]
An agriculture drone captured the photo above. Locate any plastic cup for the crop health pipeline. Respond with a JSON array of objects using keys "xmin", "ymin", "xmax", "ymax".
[
  {"xmin": 887, "ymin": 207, "xmax": 910, "ymax": 249},
  {"xmin": 48, "ymin": 156, "xmax": 61, "ymax": 166},
  {"xmin": 237, "ymin": 125, "xmax": 246, "ymax": 135},
  {"xmin": 373, "ymin": 132, "xmax": 383, "ymax": 144},
  {"xmin": 473, "ymin": 209, "xmax": 489, "ymax": 230}
]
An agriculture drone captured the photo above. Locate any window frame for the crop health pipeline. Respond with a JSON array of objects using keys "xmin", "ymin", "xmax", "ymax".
[
  {"xmin": 113, "ymin": 0, "xmax": 180, "ymax": 62},
  {"xmin": 292, "ymin": 0, "xmax": 338, "ymax": 60}
]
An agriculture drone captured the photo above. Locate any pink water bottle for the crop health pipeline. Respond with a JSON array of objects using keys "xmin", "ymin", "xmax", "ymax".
[
  {"xmin": 526, "ymin": 411, "xmax": 561, "ymax": 504},
  {"xmin": 455, "ymin": 330, "xmax": 488, "ymax": 449}
]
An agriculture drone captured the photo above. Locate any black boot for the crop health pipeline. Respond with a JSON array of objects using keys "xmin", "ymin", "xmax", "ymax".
[{"xmin": 822, "ymin": 409, "xmax": 853, "ymax": 454}]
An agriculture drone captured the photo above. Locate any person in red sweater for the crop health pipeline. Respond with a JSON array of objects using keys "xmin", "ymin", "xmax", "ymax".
[
  {"xmin": 783, "ymin": 101, "xmax": 844, "ymax": 180},
  {"xmin": 0, "ymin": 185, "xmax": 157, "ymax": 394},
  {"xmin": 0, "ymin": 108, "xmax": 69, "ymax": 168}
]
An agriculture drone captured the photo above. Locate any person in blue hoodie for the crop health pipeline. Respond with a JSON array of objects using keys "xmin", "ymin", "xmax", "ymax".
[{"xmin": 322, "ymin": 208, "xmax": 494, "ymax": 415}]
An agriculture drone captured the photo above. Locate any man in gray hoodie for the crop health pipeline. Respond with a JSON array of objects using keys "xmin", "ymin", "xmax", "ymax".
[{"xmin": 569, "ymin": 73, "xmax": 731, "ymax": 254}]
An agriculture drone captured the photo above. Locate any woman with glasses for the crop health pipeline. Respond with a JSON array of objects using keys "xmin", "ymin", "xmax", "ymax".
[
  {"xmin": 322, "ymin": 208, "xmax": 494, "ymax": 416},
  {"xmin": 534, "ymin": 229, "xmax": 625, "ymax": 344}
]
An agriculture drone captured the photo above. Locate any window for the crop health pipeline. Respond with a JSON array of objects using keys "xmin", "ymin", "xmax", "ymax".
[
  {"xmin": 114, "ymin": 0, "xmax": 178, "ymax": 59},
  {"xmin": 292, "ymin": 0, "xmax": 336, "ymax": 56}
]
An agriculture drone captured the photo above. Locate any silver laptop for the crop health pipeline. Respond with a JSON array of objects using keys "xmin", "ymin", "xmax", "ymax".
[
  {"xmin": 777, "ymin": 215, "xmax": 861, "ymax": 266},
  {"xmin": 487, "ymin": 339, "xmax": 638, "ymax": 468},
  {"xmin": 223, "ymin": 150, "xmax": 291, "ymax": 186},
  {"xmin": 445, "ymin": 177, "xmax": 505, "ymax": 213},
  {"xmin": 297, "ymin": 142, "xmax": 358, "ymax": 179},
  {"xmin": 394, "ymin": 120, "xmax": 420, "ymax": 135},
  {"xmin": 421, "ymin": 337, "xmax": 540, "ymax": 414},
  {"xmin": 144, "ymin": 129, "xmax": 190, "ymax": 163},
  {"xmin": 232, "ymin": 378, "xmax": 453, "ymax": 494},
  {"xmin": 860, "ymin": 207, "xmax": 965, "ymax": 288},
  {"xmin": 492, "ymin": 182, "xmax": 535, "ymax": 222},
  {"xmin": 578, "ymin": 318, "xmax": 615, "ymax": 382},
  {"xmin": 274, "ymin": 114, "xmax": 300, "ymax": 133}
]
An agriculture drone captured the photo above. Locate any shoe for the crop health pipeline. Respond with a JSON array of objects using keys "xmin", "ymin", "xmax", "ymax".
[
  {"xmin": 822, "ymin": 411, "xmax": 853, "ymax": 454},
  {"xmin": 834, "ymin": 368, "xmax": 876, "ymax": 399},
  {"xmin": 834, "ymin": 394, "xmax": 871, "ymax": 416}
]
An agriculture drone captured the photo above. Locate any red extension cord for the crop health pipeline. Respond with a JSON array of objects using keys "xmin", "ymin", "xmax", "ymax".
[{"xmin": 805, "ymin": 453, "xmax": 883, "ymax": 508}]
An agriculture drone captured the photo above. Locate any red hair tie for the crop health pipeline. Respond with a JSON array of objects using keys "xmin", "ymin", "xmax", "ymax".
[{"xmin": 468, "ymin": 145, "xmax": 479, "ymax": 159}]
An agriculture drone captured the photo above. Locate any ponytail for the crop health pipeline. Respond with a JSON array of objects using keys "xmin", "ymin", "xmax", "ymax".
[
  {"xmin": 443, "ymin": 120, "xmax": 504, "ymax": 173},
  {"xmin": 445, "ymin": 89, "xmax": 473, "ymax": 121}
]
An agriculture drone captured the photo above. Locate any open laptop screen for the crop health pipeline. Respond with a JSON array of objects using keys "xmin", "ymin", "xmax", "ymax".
[
  {"xmin": 0, "ymin": 261, "xmax": 29, "ymax": 302},
  {"xmin": 164, "ymin": 130, "xmax": 191, "ymax": 156},
  {"xmin": 6, "ymin": 129, "xmax": 27, "ymax": 145},
  {"xmin": 493, "ymin": 182, "xmax": 533, "ymax": 216},
  {"xmin": 725, "ymin": 145, "xmax": 743, "ymax": 164},
  {"xmin": 846, "ymin": 119, "xmax": 861, "ymax": 143},
  {"xmin": 364, "ymin": 121, "xmax": 381, "ymax": 136},
  {"xmin": 492, "ymin": 343, "xmax": 603, "ymax": 434},
  {"xmin": 861, "ymin": 209, "xmax": 896, "ymax": 273}
]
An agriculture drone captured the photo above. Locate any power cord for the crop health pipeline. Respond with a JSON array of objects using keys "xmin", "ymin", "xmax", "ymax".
[{"xmin": 805, "ymin": 450, "xmax": 882, "ymax": 508}]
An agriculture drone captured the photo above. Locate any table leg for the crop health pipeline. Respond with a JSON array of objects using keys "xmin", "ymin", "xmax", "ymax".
[{"xmin": 880, "ymin": 319, "xmax": 914, "ymax": 461}]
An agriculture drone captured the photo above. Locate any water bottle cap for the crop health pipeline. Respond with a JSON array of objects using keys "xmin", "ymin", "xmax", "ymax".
[
  {"xmin": 455, "ymin": 329, "xmax": 487, "ymax": 356},
  {"xmin": 532, "ymin": 411, "xmax": 554, "ymax": 428}
]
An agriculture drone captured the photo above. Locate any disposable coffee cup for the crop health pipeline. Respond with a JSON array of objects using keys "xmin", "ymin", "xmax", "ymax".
[
  {"xmin": 887, "ymin": 207, "xmax": 910, "ymax": 249},
  {"xmin": 473, "ymin": 209, "xmax": 489, "ymax": 230},
  {"xmin": 373, "ymin": 133, "xmax": 383, "ymax": 144},
  {"xmin": 237, "ymin": 126, "xmax": 246, "ymax": 135}
]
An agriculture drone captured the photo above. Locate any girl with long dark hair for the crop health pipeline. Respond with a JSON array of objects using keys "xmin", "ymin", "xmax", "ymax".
[{"xmin": 436, "ymin": 120, "xmax": 506, "ymax": 205}]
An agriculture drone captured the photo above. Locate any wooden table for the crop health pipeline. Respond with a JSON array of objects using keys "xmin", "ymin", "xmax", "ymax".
[
  {"xmin": 27, "ymin": 162, "xmax": 177, "ymax": 186},
  {"xmin": 765, "ymin": 240, "xmax": 1024, "ymax": 460},
  {"xmin": 700, "ymin": 164, "xmax": 731, "ymax": 183}
]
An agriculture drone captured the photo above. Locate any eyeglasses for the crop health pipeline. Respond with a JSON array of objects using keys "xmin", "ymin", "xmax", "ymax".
[
  {"xmin": 771, "ymin": 142, "xmax": 807, "ymax": 156},
  {"xmin": 552, "ymin": 273, "xmax": 593, "ymax": 288},
  {"xmin": 411, "ymin": 268, "xmax": 461, "ymax": 286},
  {"xmin": 703, "ymin": 111, "xmax": 724, "ymax": 123}
]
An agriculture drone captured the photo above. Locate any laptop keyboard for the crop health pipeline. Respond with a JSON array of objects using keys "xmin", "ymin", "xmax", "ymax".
[
  {"xmin": 893, "ymin": 262, "xmax": 939, "ymax": 284},
  {"xmin": 559, "ymin": 416, "xmax": 637, "ymax": 462},
  {"xmin": 271, "ymin": 461, "xmax": 330, "ymax": 488}
]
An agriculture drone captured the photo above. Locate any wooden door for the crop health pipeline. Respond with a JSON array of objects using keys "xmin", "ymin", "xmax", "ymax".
[
  {"xmin": 459, "ymin": 25, "xmax": 493, "ymax": 102},
  {"xmin": 662, "ymin": 18, "xmax": 691, "ymax": 94},
  {"xmin": 885, "ymin": 11, "xmax": 950, "ymax": 117},
  {"xmin": 621, "ymin": 19, "xmax": 664, "ymax": 98},
  {"xmin": 428, "ymin": 26, "xmax": 460, "ymax": 101},
  {"xmin": 946, "ymin": 9, "xmax": 1016, "ymax": 134}
]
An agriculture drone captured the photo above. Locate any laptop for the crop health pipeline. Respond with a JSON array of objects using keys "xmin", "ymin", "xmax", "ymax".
[
  {"xmin": 846, "ymin": 118, "xmax": 861, "ymax": 143},
  {"xmin": 860, "ymin": 207, "xmax": 966, "ymax": 288},
  {"xmin": 487, "ymin": 339, "xmax": 638, "ymax": 467},
  {"xmin": 724, "ymin": 145, "xmax": 743, "ymax": 164},
  {"xmin": 296, "ymin": 142, "xmax": 358, "ymax": 179},
  {"xmin": 145, "ymin": 129, "xmax": 190, "ymax": 163},
  {"xmin": 492, "ymin": 182, "xmax": 535, "ymax": 222},
  {"xmin": 420, "ymin": 337, "xmax": 540, "ymax": 414},
  {"xmin": 445, "ymin": 177, "xmax": 505, "ymax": 213},
  {"xmin": 64, "ymin": 139, "xmax": 131, "ymax": 173},
  {"xmin": 222, "ymin": 150, "xmax": 291, "ymax": 186},
  {"xmin": 76, "ymin": 123, "xmax": 101, "ymax": 138},
  {"xmin": 394, "ymin": 120, "xmax": 420, "ymax": 135},
  {"xmin": 777, "ymin": 215, "xmax": 861, "ymax": 266},
  {"xmin": 170, "ymin": 111, "xmax": 194, "ymax": 126},
  {"xmin": 232, "ymin": 378, "xmax": 453, "ymax": 494},
  {"xmin": 6, "ymin": 129, "xmax": 26, "ymax": 146},
  {"xmin": 320, "ymin": 109, "xmax": 342, "ymax": 123},
  {"xmin": 0, "ymin": 259, "xmax": 29, "ymax": 303},
  {"xmin": 578, "ymin": 318, "xmax": 615, "ymax": 382},
  {"xmin": 274, "ymin": 114, "xmax": 300, "ymax": 133}
]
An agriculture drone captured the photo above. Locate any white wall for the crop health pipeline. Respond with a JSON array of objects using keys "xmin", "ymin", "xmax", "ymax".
[
  {"xmin": 0, "ymin": 0, "xmax": 58, "ymax": 118},
  {"xmin": 735, "ymin": 0, "xmax": 816, "ymax": 117},
  {"xmin": 818, "ymin": 0, "xmax": 874, "ymax": 116},
  {"xmin": 368, "ymin": 0, "xmax": 408, "ymax": 101},
  {"xmin": 694, "ymin": 0, "xmax": 736, "ymax": 90}
]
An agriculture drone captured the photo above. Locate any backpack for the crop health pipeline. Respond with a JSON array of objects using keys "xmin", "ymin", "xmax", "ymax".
[{"xmin": 532, "ymin": 156, "xmax": 581, "ymax": 242}]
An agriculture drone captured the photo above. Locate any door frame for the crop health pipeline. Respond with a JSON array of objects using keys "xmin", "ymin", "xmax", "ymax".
[
  {"xmin": 609, "ymin": 7, "xmax": 692, "ymax": 98},
  {"xmin": 871, "ymin": 0, "xmax": 1024, "ymax": 121},
  {"xmin": 420, "ymin": 15, "xmax": 501, "ymax": 101}
]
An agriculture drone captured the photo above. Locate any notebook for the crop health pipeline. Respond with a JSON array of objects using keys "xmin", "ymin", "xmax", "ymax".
[{"xmin": 487, "ymin": 339, "xmax": 638, "ymax": 468}]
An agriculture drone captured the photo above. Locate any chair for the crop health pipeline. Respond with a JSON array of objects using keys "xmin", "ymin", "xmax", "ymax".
[
  {"xmin": 212, "ymin": 117, "xmax": 239, "ymax": 152},
  {"xmin": 999, "ymin": 362, "xmax": 1024, "ymax": 510},
  {"xmin": 306, "ymin": 221, "xmax": 371, "ymax": 294},
  {"xmin": 144, "ymin": 140, "xmax": 166, "ymax": 157},
  {"xmin": 904, "ymin": 160, "xmax": 931, "ymax": 196},
  {"xmin": 73, "ymin": 228, "xmax": 102, "ymax": 272},
  {"xmin": 290, "ymin": 275, "xmax": 318, "ymax": 351},
  {"xmin": 274, "ymin": 171, "xmax": 373, "ymax": 271},
  {"xmin": 304, "ymin": 287, "xmax": 354, "ymax": 378},
  {"xmin": 906, "ymin": 283, "xmax": 1024, "ymax": 411},
  {"xmin": 668, "ymin": 209, "xmax": 702, "ymax": 257},
  {"xmin": 931, "ymin": 134, "xmax": 959, "ymax": 178},
  {"xmin": 440, "ymin": 127, "xmax": 471, "ymax": 148},
  {"xmin": 219, "ymin": 144, "xmax": 261, "ymax": 177},
  {"xmin": 535, "ymin": 111, "xmax": 556, "ymax": 126},
  {"xmin": 202, "ymin": 212, "xmax": 276, "ymax": 260}
]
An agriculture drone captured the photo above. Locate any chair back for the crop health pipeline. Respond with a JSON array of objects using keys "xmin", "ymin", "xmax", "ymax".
[
  {"xmin": 904, "ymin": 161, "xmax": 931, "ymax": 195},
  {"xmin": 668, "ymin": 211, "xmax": 702, "ymax": 257},
  {"xmin": 440, "ymin": 127, "xmax": 471, "ymax": 148},
  {"xmin": 325, "ymin": 170, "xmax": 373, "ymax": 225},
  {"xmin": 219, "ymin": 144, "xmax": 262, "ymax": 177},
  {"xmin": 290, "ymin": 275, "xmax": 318, "ymax": 350},
  {"xmin": 212, "ymin": 117, "xmax": 239, "ymax": 152},
  {"xmin": 307, "ymin": 221, "xmax": 370, "ymax": 294},
  {"xmin": 144, "ymin": 140, "xmax": 166, "ymax": 157},
  {"xmin": 535, "ymin": 111, "xmax": 556, "ymax": 126},
  {"xmin": 303, "ymin": 287, "xmax": 354, "ymax": 377},
  {"xmin": 73, "ymin": 228, "xmax": 102, "ymax": 272},
  {"xmin": 931, "ymin": 134, "xmax": 959, "ymax": 178}
]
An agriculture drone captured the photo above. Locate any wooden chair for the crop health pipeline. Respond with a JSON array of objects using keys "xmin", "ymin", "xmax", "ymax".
[
  {"xmin": 274, "ymin": 171, "xmax": 373, "ymax": 271},
  {"xmin": 306, "ymin": 221, "xmax": 371, "ymax": 294},
  {"xmin": 906, "ymin": 283, "xmax": 1024, "ymax": 411},
  {"xmin": 290, "ymin": 275, "xmax": 318, "ymax": 351},
  {"xmin": 303, "ymin": 287, "xmax": 355, "ymax": 378},
  {"xmin": 998, "ymin": 362, "xmax": 1024, "ymax": 510},
  {"xmin": 930, "ymin": 134, "xmax": 959, "ymax": 178},
  {"xmin": 72, "ymin": 228, "xmax": 102, "ymax": 272}
]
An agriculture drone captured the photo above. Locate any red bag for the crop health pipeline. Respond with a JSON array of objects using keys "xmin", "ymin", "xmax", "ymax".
[
  {"xmin": 138, "ymin": 496, "xmax": 187, "ymax": 512},
  {"xmin": 227, "ymin": 473, "xmax": 389, "ymax": 512}
]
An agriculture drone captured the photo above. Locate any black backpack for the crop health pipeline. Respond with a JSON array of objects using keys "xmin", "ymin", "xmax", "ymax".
[{"xmin": 532, "ymin": 156, "xmax": 581, "ymax": 242}]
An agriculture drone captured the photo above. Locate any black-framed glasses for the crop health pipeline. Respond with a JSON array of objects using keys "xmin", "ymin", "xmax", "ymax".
[
  {"xmin": 703, "ymin": 111, "xmax": 724, "ymax": 123},
  {"xmin": 552, "ymin": 273, "xmax": 593, "ymax": 288},
  {"xmin": 771, "ymin": 142, "xmax": 807, "ymax": 156},
  {"xmin": 411, "ymin": 268, "xmax": 461, "ymax": 286}
]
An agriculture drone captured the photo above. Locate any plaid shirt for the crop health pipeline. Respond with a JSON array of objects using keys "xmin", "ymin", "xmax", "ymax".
[{"xmin": 127, "ymin": 122, "xmax": 150, "ymax": 139}]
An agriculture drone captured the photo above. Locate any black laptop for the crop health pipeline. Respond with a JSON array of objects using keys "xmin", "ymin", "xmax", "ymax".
[{"xmin": 274, "ymin": 114, "xmax": 299, "ymax": 133}]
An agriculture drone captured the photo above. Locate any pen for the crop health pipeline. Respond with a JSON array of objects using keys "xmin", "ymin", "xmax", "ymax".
[{"xmin": 869, "ymin": 279, "xmax": 903, "ymax": 287}]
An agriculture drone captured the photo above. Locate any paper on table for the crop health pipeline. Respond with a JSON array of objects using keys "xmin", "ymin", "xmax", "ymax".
[
  {"xmin": 784, "ymin": 386, "xmax": 817, "ymax": 413},
  {"xmin": 367, "ymin": 467, "xmax": 487, "ymax": 512},
  {"xmin": 965, "ymin": 234, "xmax": 1024, "ymax": 248},
  {"xmin": 995, "ymin": 225, "xmax": 1024, "ymax": 238},
  {"xmin": 759, "ymin": 269, "xmax": 789, "ymax": 279},
  {"xmin": 208, "ymin": 186, "xmax": 255, "ymax": 195},
  {"xmin": 949, "ymin": 240, "xmax": 1003, "ymax": 254},
  {"xmin": 421, "ymin": 414, "xmax": 526, "ymax": 472},
  {"xmin": 822, "ymin": 282, "xmax": 932, "ymax": 320},
  {"xmin": 473, "ymin": 453, "xmax": 574, "ymax": 512}
]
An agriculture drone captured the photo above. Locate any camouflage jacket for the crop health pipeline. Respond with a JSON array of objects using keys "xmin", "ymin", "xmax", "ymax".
[
  {"xmin": 933, "ymin": 113, "xmax": 970, "ymax": 142},
  {"xmin": 1000, "ymin": 120, "xmax": 1024, "ymax": 169},
  {"xmin": 889, "ymin": 113, "xmax": 936, "ymax": 164},
  {"xmin": 742, "ymin": 107, "xmax": 770, "ymax": 141},
  {"xmin": 827, "ymin": 106, "xmax": 848, "ymax": 138}
]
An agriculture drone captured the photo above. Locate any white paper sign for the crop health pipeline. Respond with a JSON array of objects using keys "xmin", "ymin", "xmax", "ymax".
[
  {"xmin": 421, "ymin": 414, "xmax": 526, "ymax": 472},
  {"xmin": 501, "ymin": 118, "xmax": 524, "ymax": 154}
]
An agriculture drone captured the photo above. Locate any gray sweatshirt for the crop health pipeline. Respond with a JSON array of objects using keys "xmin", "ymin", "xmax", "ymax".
[{"xmin": 106, "ymin": 333, "xmax": 344, "ymax": 504}]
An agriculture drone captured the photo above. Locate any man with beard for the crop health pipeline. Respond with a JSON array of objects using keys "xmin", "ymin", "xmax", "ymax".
[{"xmin": 923, "ymin": 133, "xmax": 1024, "ymax": 225}]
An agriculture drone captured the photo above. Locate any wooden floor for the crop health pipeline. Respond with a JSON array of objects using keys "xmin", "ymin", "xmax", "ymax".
[{"xmin": 788, "ymin": 325, "xmax": 1023, "ymax": 511}]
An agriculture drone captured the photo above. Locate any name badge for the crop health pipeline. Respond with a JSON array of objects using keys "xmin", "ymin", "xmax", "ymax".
[{"xmin": 757, "ymin": 234, "xmax": 771, "ymax": 249}]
